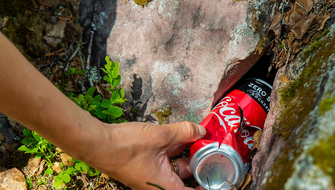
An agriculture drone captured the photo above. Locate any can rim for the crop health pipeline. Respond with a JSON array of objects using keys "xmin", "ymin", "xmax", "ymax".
[
  {"xmin": 190, "ymin": 142, "xmax": 245, "ymax": 190},
  {"xmin": 244, "ymin": 78, "xmax": 273, "ymax": 89}
]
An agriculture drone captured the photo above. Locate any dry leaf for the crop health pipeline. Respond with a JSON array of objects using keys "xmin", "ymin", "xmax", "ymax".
[
  {"xmin": 270, "ymin": 13, "xmax": 283, "ymax": 35},
  {"xmin": 288, "ymin": 8, "xmax": 304, "ymax": 26},
  {"xmin": 52, "ymin": 162, "xmax": 63, "ymax": 173},
  {"xmin": 281, "ymin": 75, "xmax": 288, "ymax": 83},
  {"xmin": 249, "ymin": 130, "xmax": 263, "ymax": 158},
  {"xmin": 302, "ymin": 32, "xmax": 313, "ymax": 44},
  {"xmin": 241, "ymin": 173, "xmax": 252, "ymax": 190},
  {"xmin": 295, "ymin": 0, "xmax": 314, "ymax": 15},
  {"xmin": 60, "ymin": 153, "xmax": 74, "ymax": 166},
  {"xmin": 96, "ymin": 85, "xmax": 105, "ymax": 99},
  {"xmin": 64, "ymin": 80, "xmax": 75, "ymax": 91},
  {"xmin": 292, "ymin": 13, "xmax": 317, "ymax": 39},
  {"xmin": 253, "ymin": 130, "xmax": 263, "ymax": 149}
]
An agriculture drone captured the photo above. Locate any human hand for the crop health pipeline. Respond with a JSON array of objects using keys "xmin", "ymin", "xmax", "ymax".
[{"xmin": 84, "ymin": 121, "xmax": 206, "ymax": 190}]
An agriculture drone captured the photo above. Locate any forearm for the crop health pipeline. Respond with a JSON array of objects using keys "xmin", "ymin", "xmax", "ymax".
[{"xmin": 0, "ymin": 32, "xmax": 105, "ymax": 162}]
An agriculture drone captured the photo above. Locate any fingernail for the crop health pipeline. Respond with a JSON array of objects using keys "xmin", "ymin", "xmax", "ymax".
[{"xmin": 197, "ymin": 124, "xmax": 206, "ymax": 137}]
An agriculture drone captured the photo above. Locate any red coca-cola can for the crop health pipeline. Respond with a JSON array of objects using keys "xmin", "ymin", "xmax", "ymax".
[{"xmin": 190, "ymin": 78, "xmax": 272, "ymax": 190}]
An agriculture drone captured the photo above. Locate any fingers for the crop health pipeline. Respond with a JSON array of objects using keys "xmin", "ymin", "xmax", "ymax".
[
  {"xmin": 173, "ymin": 158, "xmax": 192, "ymax": 179},
  {"xmin": 194, "ymin": 186, "xmax": 206, "ymax": 190},
  {"xmin": 164, "ymin": 121, "xmax": 206, "ymax": 147}
]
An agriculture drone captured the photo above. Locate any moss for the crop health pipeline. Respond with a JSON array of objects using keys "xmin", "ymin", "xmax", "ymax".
[
  {"xmin": 134, "ymin": 0, "xmax": 153, "ymax": 7},
  {"xmin": 309, "ymin": 135, "xmax": 335, "ymax": 185},
  {"xmin": 264, "ymin": 31, "xmax": 335, "ymax": 190},
  {"xmin": 153, "ymin": 104, "xmax": 172, "ymax": 124},
  {"xmin": 302, "ymin": 29, "xmax": 330, "ymax": 60},
  {"xmin": 319, "ymin": 94, "xmax": 335, "ymax": 115},
  {"xmin": 315, "ymin": 29, "xmax": 330, "ymax": 41}
]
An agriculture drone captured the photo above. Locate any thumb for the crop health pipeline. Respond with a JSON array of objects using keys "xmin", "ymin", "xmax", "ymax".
[{"xmin": 164, "ymin": 121, "xmax": 206, "ymax": 147}]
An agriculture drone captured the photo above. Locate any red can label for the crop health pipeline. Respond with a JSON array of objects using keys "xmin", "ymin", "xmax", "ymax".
[{"xmin": 190, "ymin": 79, "xmax": 271, "ymax": 172}]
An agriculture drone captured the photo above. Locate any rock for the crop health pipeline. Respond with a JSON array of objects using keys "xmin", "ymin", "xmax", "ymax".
[
  {"xmin": 251, "ymin": 23, "xmax": 335, "ymax": 189},
  {"xmin": 104, "ymin": 0, "xmax": 274, "ymax": 123},
  {"xmin": 37, "ymin": 0, "xmax": 61, "ymax": 7},
  {"xmin": 0, "ymin": 168, "xmax": 27, "ymax": 190},
  {"xmin": 22, "ymin": 157, "xmax": 41, "ymax": 176},
  {"xmin": 45, "ymin": 20, "xmax": 67, "ymax": 38}
]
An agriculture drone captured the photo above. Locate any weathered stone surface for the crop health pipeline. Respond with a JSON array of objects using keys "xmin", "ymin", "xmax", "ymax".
[
  {"xmin": 0, "ymin": 168, "xmax": 27, "ymax": 190},
  {"xmin": 22, "ymin": 157, "xmax": 41, "ymax": 176},
  {"xmin": 251, "ymin": 23, "xmax": 335, "ymax": 190},
  {"xmin": 105, "ymin": 0, "xmax": 274, "ymax": 123}
]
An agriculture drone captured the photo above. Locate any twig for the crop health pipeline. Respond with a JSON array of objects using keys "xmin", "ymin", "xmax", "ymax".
[
  {"xmin": 64, "ymin": 44, "xmax": 81, "ymax": 72},
  {"xmin": 285, "ymin": 38, "xmax": 291, "ymax": 66},
  {"xmin": 79, "ymin": 50, "xmax": 85, "ymax": 70},
  {"xmin": 85, "ymin": 1, "xmax": 98, "ymax": 88},
  {"xmin": 225, "ymin": 179, "xmax": 238, "ymax": 190},
  {"xmin": 43, "ymin": 54, "xmax": 65, "ymax": 76}
]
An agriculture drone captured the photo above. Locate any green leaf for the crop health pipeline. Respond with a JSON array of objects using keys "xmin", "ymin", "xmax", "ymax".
[
  {"xmin": 35, "ymin": 153, "xmax": 43, "ymax": 159},
  {"xmin": 101, "ymin": 99, "xmax": 111, "ymax": 108},
  {"xmin": 75, "ymin": 162, "xmax": 90, "ymax": 173},
  {"xmin": 45, "ymin": 168, "xmax": 53, "ymax": 175},
  {"xmin": 111, "ymin": 91, "xmax": 120, "ymax": 101},
  {"xmin": 111, "ymin": 62, "xmax": 120, "ymax": 78},
  {"xmin": 32, "ymin": 133, "xmax": 42, "ymax": 141},
  {"xmin": 22, "ymin": 138, "xmax": 30, "ymax": 145},
  {"xmin": 66, "ymin": 92, "xmax": 74, "ymax": 98},
  {"xmin": 23, "ymin": 128, "xmax": 31, "ymax": 137},
  {"xmin": 105, "ymin": 56, "xmax": 112, "ymax": 72},
  {"xmin": 103, "ymin": 75, "xmax": 111, "ymax": 84},
  {"xmin": 107, "ymin": 115, "xmax": 116, "ymax": 123},
  {"xmin": 109, "ymin": 106, "xmax": 123, "ymax": 118},
  {"xmin": 66, "ymin": 167, "xmax": 76, "ymax": 175},
  {"xmin": 101, "ymin": 68, "xmax": 108, "ymax": 75},
  {"xmin": 57, "ymin": 85, "xmax": 65, "ymax": 92},
  {"xmin": 120, "ymin": 88, "xmax": 125, "ymax": 98},
  {"xmin": 115, "ymin": 99, "xmax": 126, "ymax": 105},
  {"xmin": 86, "ymin": 87, "xmax": 97, "ymax": 97},
  {"xmin": 63, "ymin": 174, "xmax": 71, "ymax": 183},
  {"xmin": 112, "ymin": 75, "xmax": 121, "ymax": 88},
  {"xmin": 93, "ymin": 95, "xmax": 102, "ymax": 102},
  {"xmin": 95, "ymin": 109, "xmax": 107, "ymax": 119},
  {"xmin": 54, "ymin": 175, "xmax": 64, "ymax": 189},
  {"xmin": 18, "ymin": 145, "xmax": 30, "ymax": 152}
]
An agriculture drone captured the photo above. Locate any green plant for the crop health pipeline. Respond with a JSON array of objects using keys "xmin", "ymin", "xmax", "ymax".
[
  {"xmin": 65, "ymin": 67, "xmax": 87, "ymax": 76},
  {"xmin": 19, "ymin": 56, "xmax": 128, "ymax": 189},
  {"xmin": 67, "ymin": 56, "xmax": 127, "ymax": 123},
  {"xmin": 18, "ymin": 128, "xmax": 56, "ymax": 162}
]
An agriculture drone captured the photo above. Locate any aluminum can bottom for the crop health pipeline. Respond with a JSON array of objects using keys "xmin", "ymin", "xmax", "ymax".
[{"xmin": 190, "ymin": 142, "xmax": 245, "ymax": 190}]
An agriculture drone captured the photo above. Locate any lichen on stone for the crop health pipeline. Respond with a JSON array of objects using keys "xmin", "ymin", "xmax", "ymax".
[
  {"xmin": 263, "ymin": 24, "xmax": 335, "ymax": 190},
  {"xmin": 153, "ymin": 104, "xmax": 172, "ymax": 124},
  {"xmin": 134, "ymin": 0, "xmax": 153, "ymax": 7}
]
